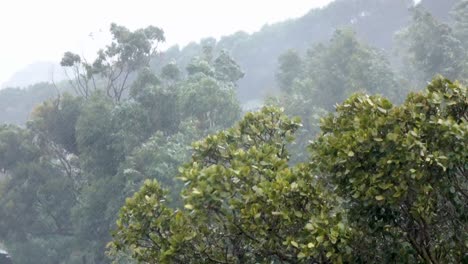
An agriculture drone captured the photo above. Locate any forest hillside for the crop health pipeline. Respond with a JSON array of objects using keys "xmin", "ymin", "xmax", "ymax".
[{"xmin": 0, "ymin": 0, "xmax": 466, "ymax": 263}]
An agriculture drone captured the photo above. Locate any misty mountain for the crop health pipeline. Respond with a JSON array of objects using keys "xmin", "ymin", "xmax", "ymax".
[
  {"xmin": 151, "ymin": 0, "xmax": 457, "ymax": 101},
  {"xmin": 0, "ymin": 82, "xmax": 58, "ymax": 125},
  {"xmin": 0, "ymin": 0, "xmax": 458, "ymax": 125},
  {"xmin": 1, "ymin": 61, "xmax": 66, "ymax": 89}
]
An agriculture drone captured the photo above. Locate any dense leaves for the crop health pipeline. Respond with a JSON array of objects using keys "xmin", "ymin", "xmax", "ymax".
[
  {"xmin": 0, "ymin": 24, "xmax": 242, "ymax": 262},
  {"xmin": 311, "ymin": 77, "xmax": 467, "ymax": 263},
  {"xmin": 397, "ymin": 8, "xmax": 467, "ymax": 86},
  {"xmin": 0, "ymin": 1, "xmax": 466, "ymax": 263},
  {"xmin": 110, "ymin": 107, "xmax": 350, "ymax": 263},
  {"xmin": 110, "ymin": 77, "xmax": 467, "ymax": 264}
]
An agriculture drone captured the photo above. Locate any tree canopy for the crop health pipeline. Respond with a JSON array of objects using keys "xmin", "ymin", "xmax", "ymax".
[
  {"xmin": 110, "ymin": 77, "xmax": 467, "ymax": 264},
  {"xmin": 110, "ymin": 107, "xmax": 350, "ymax": 263},
  {"xmin": 0, "ymin": 1, "xmax": 466, "ymax": 263},
  {"xmin": 311, "ymin": 77, "xmax": 467, "ymax": 263}
]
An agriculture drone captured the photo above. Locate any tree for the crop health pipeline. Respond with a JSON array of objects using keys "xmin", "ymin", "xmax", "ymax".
[
  {"xmin": 179, "ymin": 75, "xmax": 240, "ymax": 131},
  {"xmin": 61, "ymin": 23, "xmax": 165, "ymax": 101},
  {"xmin": 307, "ymin": 29, "xmax": 400, "ymax": 109},
  {"xmin": 213, "ymin": 50, "xmax": 245, "ymax": 83},
  {"xmin": 310, "ymin": 77, "xmax": 467, "ymax": 263},
  {"xmin": 453, "ymin": 0, "xmax": 468, "ymax": 42},
  {"xmin": 129, "ymin": 70, "xmax": 181, "ymax": 136},
  {"xmin": 29, "ymin": 94, "xmax": 83, "ymax": 155},
  {"xmin": 0, "ymin": 125, "xmax": 77, "ymax": 264},
  {"xmin": 181, "ymin": 51, "xmax": 242, "ymax": 131},
  {"xmin": 266, "ymin": 95, "xmax": 327, "ymax": 164},
  {"xmin": 0, "ymin": 82, "xmax": 60, "ymax": 125},
  {"xmin": 275, "ymin": 29, "xmax": 400, "ymax": 112},
  {"xmin": 160, "ymin": 61, "xmax": 181, "ymax": 83},
  {"xmin": 276, "ymin": 49, "xmax": 303, "ymax": 93},
  {"xmin": 110, "ymin": 107, "xmax": 350, "ymax": 263},
  {"xmin": 58, "ymin": 46, "xmax": 244, "ymax": 263},
  {"xmin": 0, "ymin": 125, "xmax": 37, "ymax": 171},
  {"xmin": 396, "ymin": 9, "xmax": 466, "ymax": 85},
  {"xmin": 75, "ymin": 93, "xmax": 119, "ymax": 176},
  {"xmin": 115, "ymin": 127, "xmax": 199, "ymax": 208},
  {"xmin": 271, "ymin": 29, "xmax": 399, "ymax": 162}
]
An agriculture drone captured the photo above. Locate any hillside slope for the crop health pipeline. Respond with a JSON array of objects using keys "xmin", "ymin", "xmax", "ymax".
[
  {"xmin": 0, "ymin": 0, "xmax": 457, "ymax": 124},
  {"xmin": 153, "ymin": 0, "xmax": 455, "ymax": 101}
]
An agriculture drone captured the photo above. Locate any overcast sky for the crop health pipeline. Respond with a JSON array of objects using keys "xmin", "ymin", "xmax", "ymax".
[{"xmin": 0, "ymin": 0, "xmax": 334, "ymax": 86}]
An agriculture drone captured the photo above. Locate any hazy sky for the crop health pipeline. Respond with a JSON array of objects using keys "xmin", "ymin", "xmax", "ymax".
[{"xmin": 0, "ymin": 0, "xmax": 334, "ymax": 86}]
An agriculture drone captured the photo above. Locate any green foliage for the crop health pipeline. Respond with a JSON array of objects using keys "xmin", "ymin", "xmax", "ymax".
[
  {"xmin": 0, "ymin": 125, "xmax": 37, "ymax": 170},
  {"xmin": 275, "ymin": 29, "xmax": 400, "ymax": 112},
  {"xmin": 28, "ymin": 93, "xmax": 83, "ymax": 154},
  {"xmin": 0, "ymin": 4, "xmax": 465, "ymax": 261},
  {"xmin": 0, "ymin": 82, "xmax": 60, "ymax": 125},
  {"xmin": 149, "ymin": 0, "xmax": 418, "ymax": 101},
  {"xmin": 0, "ymin": 125, "xmax": 77, "ymax": 264},
  {"xmin": 108, "ymin": 180, "xmax": 184, "ymax": 263},
  {"xmin": 273, "ymin": 29, "xmax": 399, "ymax": 163},
  {"xmin": 110, "ymin": 107, "xmax": 350, "ymax": 263},
  {"xmin": 180, "ymin": 75, "xmax": 240, "ymax": 130},
  {"xmin": 76, "ymin": 93, "xmax": 119, "ymax": 175},
  {"xmin": 269, "ymin": 99, "xmax": 327, "ymax": 164},
  {"xmin": 61, "ymin": 24, "xmax": 165, "ymax": 101},
  {"xmin": 179, "ymin": 50, "xmax": 242, "ymax": 131},
  {"xmin": 213, "ymin": 50, "xmax": 245, "ymax": 83},
  {"xmin": 62, "ymin": 47, "xmax": 243, "ymax": 263},
  {"xmin": 276, "ymin": 49, "xmax": 303, "ymax": 93},
  {"xmin": 130, "ymin": 73, "xmax": 181, "ymax": 135},
  {"xmin": 311, "ymin": 77, "xmax": 467, "ymax": 263},
  {"xmin": 305, "ymin": 29, "xmax": 400, "ymax": 109},
  {"xmin": 117, "ymin": 127, "xmax": 198, "ymax": 207},
  {"xmin": 160, "ymin": 61, "xmax": 181, "ymax": 82},
  {"xmin": 397, "ymin": 9, "xmax": 467, "ymax": 85}
]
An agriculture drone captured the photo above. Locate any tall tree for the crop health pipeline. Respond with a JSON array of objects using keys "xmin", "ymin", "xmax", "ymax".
[
  {"xmin": 306, "ymin": 29, "xmax": 400, "ymax": 109},
  {"xmin": 276, "ymin": 29, "xmax": 400, "ymax": 112},
  {"xmin": 276, "ymin": 49, "xmax": 303, "ymax": 93},
  {"xmin": 396, "ymin": 9, "xmax": 466, "ymax": 85},
  {"xmin": 61, "ymin": 24, "xmax": 165, "ymax": 101}
]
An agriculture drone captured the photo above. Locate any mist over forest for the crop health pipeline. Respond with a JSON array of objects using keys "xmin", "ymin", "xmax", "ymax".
[{"xmin": 0, "ymin": 0, "xmax": 466, "ymax": 263}]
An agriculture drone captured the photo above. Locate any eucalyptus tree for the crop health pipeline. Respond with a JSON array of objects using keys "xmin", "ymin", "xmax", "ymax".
[{"xmin": 61, "ymin": 23, "xmax": 165, "ymax": 101}]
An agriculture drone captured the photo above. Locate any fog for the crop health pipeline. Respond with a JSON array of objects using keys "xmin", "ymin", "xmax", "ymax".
[{"xmin": 0, "ymin": 0, "xmax": 331, "ymax": 87}]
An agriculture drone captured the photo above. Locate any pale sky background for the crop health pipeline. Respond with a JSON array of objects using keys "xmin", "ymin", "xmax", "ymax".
[{"xmin": 0, "ymin": 0, "xmax": 334, "ymax": 86}]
